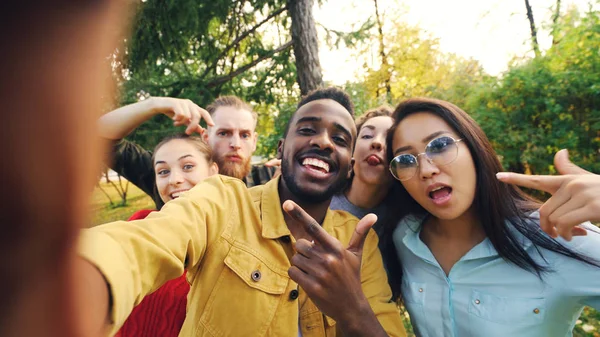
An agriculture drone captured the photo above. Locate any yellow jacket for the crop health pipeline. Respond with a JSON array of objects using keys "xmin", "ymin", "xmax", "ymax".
[{"xmin": 80, "ymin": 175, "xmax": 406, "ymax": 337}]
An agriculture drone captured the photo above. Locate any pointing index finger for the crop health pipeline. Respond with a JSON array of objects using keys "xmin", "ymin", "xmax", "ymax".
[
  {"xmin": 283, "ymin": 200, "xmax": 336, "ymax": 249},
  {"xmin": 496, "ymin": 172, "xmax": 563, "ymax": 194},
  {"xmin": 197, "ymin": 106, "xmax": 214, "ymax": 127}
]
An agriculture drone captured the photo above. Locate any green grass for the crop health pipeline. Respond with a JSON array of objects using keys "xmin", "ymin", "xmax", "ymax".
[{"xmin": 90, "ymin": 181, "xmax": 155, "ymax": 226}]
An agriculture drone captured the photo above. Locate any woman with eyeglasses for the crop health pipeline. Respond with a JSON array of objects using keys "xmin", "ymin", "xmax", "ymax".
[{"xmin": 380, "ymin": 97, "xmax": 600, "ymax": 337}]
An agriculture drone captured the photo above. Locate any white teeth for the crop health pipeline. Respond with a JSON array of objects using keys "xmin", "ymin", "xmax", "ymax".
[
  {"xmin": 431, "ymin": 186, "xmax": 445, "ymax": 192},
  {"xmin": 302, "ymin": 158, "xmax": 330, "ymax": 173},
  {"xmin": 170, "ymin": 190, "xmax": 188, "ymax": 199}
]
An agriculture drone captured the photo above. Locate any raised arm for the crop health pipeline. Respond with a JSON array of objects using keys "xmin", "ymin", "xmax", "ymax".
[{"xmin": 98, "ymin": 97, "xmax": 214, "ymax": 140}]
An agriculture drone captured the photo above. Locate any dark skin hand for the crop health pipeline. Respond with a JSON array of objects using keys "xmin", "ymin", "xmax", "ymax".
[{"xmin": 283, "ymin": 200, "xmax": 389, "ymax": 337}]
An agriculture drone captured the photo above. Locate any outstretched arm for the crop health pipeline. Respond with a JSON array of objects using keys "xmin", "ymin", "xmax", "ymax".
[
  {"xmin": 98, "ymin": 97, "xmax": 214, "ymax": 140},
  {"xmin": 77, "ymin": 176, "xmax": 233, "ymax": 335}
]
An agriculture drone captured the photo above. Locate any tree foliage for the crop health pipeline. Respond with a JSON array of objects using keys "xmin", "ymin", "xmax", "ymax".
[
  {"xmin": 114, "ymin": 0, "xmax": 299, "ymax": 150},
  {"xmin": 461, "ymin": 8, "xmax": 600, "ymax": 175},
  {"xmin": 353, "ymin": 18, "xmax": 488, "ymax": 113}
]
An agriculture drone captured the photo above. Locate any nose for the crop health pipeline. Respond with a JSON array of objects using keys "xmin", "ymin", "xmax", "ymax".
[
  {"xmin": 309, "ymin": 131, "xmax": 334, "ymax": 152},
  {"xmin": 370, "ymin": 135, "xmax": 384, "ymax": 152},
  {"xmin": 229, "ymin": 133, "xmax": 241, "ymax": 150},
  {"xmin": 169, "ymin": 169, "xmax": 185, "ymax": 185},
  {"xmin": 418, "ymin": 154, "xmax": 440, "ymax": 180}
]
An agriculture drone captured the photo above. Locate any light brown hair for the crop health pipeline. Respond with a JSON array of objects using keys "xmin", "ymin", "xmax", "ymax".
[
  {"xmin": 355, "ymin": 105, "xmax": 393, "ymax": 134},
  {"xmin": 206, "ymin": 96, "xmax": 257, "ymax": 126},
  {"xmin": 152, "ymin": 134, "xmax": 213, "ymax": 165}
]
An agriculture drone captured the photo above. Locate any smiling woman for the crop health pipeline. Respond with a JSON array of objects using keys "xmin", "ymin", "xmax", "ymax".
[
  {"xmin": 151, "ymin": 134, "xmax": 218, "ymax": 203},
  {"xmin": 380, "ymin": 98, "xmax": 600, "ymax": 337},
  {"xmin": 114, "ymin": 133, "xmax": 217, "ymax": 337}
]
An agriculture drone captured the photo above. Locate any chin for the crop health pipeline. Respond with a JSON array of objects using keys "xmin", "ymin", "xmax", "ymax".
[{"xmin": 426, "ymin": 207, "xmax": 465, "ymax": 221}]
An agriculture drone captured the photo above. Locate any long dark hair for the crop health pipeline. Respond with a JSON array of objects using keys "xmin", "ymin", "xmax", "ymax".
[{"xmin": 381, "ymin": 97, "xmax": 600, "ymax": 301}]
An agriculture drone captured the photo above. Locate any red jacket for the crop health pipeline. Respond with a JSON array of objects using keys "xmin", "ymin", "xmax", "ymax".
[{"xmin": 115, "ymin": 209, "xmax": 189, "ymax": 337}]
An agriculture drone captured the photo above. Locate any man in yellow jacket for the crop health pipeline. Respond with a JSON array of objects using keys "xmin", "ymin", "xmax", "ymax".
[{"xmin": 78, "ymin": 87, "xmax": 406, "ymax": 337}]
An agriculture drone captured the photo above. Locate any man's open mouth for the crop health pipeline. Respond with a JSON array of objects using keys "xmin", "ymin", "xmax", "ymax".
[{"xmin": 302, "ymin": 157, "xmax": 330, "ymax": 173}]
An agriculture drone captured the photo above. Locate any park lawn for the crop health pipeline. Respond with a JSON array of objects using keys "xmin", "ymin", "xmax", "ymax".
[{"xmin": 90, "ymin": 180, "xmax": 155, "ymax": 226}]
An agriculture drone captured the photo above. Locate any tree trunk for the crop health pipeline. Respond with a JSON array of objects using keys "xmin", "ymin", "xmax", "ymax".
[
  {"xmin": 287, "ymin": 0, "xmax": 324, "ymax": 95},
  {"xmin": 524, "ymin": 0, "xmax": 541, "ymax": 57},
  {"xmin": 551, "ymin": 0, "xmax": 561, "ymax": 45},
  {"xmin": 373, "ymin": 0, "xmax": 391, "ymax": 100}
]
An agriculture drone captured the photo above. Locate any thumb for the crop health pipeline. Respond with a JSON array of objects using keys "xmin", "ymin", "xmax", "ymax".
[
  {"xmin": 555, "ymin": 149, "xmax": 590, "ymax": 175},
  {"xmin": 347, "ymin": 213, "xmax": 377, "ymax": 255}
]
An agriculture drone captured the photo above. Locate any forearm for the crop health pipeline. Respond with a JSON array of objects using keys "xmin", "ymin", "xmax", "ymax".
[
  {"xmin": 73, "ymin": 257, "xmax": 111, "ymax": 336},
  {"xmin": 98, "ymin": 98, "xmax": 157, "ymax": 140}
]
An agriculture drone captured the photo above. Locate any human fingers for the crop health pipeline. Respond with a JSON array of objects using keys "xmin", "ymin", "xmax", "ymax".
[
  {"xmin": 496, "ymin": 172, "xmax": 563, "ymax": 194},
  {"xmin": 264, "ymin": 158, "xmax": 281, "ymax": 167},
  {"xmin": 283, "ymin": 200, "xmax": 339, "ymax": 250},
  {"xmin": 288, "ymin": 266, "xmax": 318, "ymax": 291},
  {"xmin": 347, "ymin": 214, "xmax": 377, "ymax": 256},
  {"xmin": 185, "ymin": 107, "xmax": 201, "ymax": 135},
  {"xmin": 290, "ymin": 252, "xmax": 325, "ymax": 278},
  {"xmin": 196, "ymin": 105, "xmax": 214, "ymax": 127},
  {"xmin": 553, "ymin": 203, "xmax": 596, "ymax": 241},
  {"xmin": 554, "ymin": 149, "xmax": 591, "ymax": 175},
  {"xmin": 538, "ymin": 187, "xmax": 571, "ymax": 236},
  {"xmin": 295, "ymin": 239, "xmax": 317, "ymax": 258},
  {"xmin": 571, "ymin": 225, "xmax": 588, "ymax": 237}
]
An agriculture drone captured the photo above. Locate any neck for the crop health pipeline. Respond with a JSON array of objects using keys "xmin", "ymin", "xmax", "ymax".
[
  {"xmin": 345, "ymin": 177, "xmax": 389, "ymax": 209},
  {"xmin": 424, "ymin": 207, "xmax": 485, "ymax": 244},
  {"xmin": 278, "ymin": 180, "xmax": 331, "ymax": 227}
]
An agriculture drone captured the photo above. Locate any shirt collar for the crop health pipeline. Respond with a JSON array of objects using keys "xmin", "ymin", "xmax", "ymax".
[
  {"xmin": 398, "ymin": 214, "xmax": 535, "ymax": 263},
  {"xmin": 260, "ymin": 176, "xmax": 337, "ymax": 240}
]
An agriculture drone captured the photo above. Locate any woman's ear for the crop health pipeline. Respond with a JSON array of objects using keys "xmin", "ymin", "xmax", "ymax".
[
  {"xmin": 276, "ymin": 139, "xmax": 284, "ymax": 159},
  {"xmin": 209, "ymin": 162, "xmax": 219, "ymax": 176}
]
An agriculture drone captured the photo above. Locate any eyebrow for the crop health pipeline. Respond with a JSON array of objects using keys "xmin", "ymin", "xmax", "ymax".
[
  {"xmin": 297, "ymin": 116, "xmax": 352, "ymax": 139},
  {"xmin": 154, "ymin": 154, "xmax": 193, "ymax": 166},
  {"xmin": 362, "ymin": 125, "xmax": 376, "ymax": 130},
  {"xmin": 393, "ymin": 131, "xmax": 451, "ymax": 155},
  {"xmin": 216, "ymin": 127, "xmax": 253, "ymax": 133},
  {"xmin": 296, "ymin": 116, "xmax": 321, "ymax": 124},
  {"xmin": 333, "ymin": 122, "xmax": 352, "ymax": 140}
]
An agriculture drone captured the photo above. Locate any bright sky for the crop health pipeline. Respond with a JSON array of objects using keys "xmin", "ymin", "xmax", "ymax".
[{"xmin": 314, "ymin": 0, "xmax": 595, "ymax": 84}]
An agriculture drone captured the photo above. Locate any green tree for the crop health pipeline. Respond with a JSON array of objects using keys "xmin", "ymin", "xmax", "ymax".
[
  {"xmin": 464, "ymin": 7, "xmax": 600, "ymax": 176},
  {"xmin": 348, "ymin": 17, "xmax": 487, "ymax": 115},
  {"xmin": 113, "ymin": 0, "xmax": 318, "ymax": 152}
]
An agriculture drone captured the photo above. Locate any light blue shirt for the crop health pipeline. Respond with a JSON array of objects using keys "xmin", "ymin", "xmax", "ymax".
[{"xmin": 393, "ymin": 213, "xmax": 600, "ymax": 337}]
